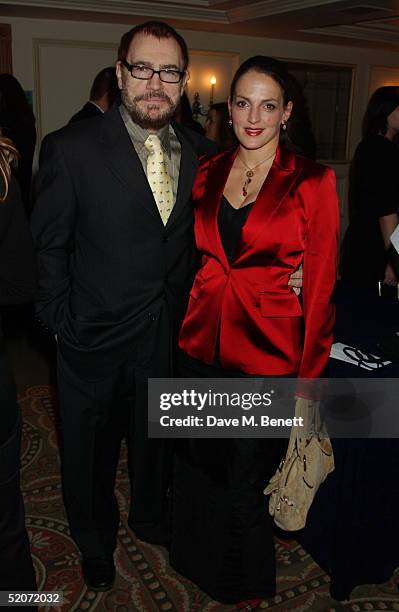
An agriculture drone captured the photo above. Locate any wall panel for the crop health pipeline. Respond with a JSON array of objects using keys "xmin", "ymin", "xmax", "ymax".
[
  {"xmin": 0, "ymin": 24, "xmax": 12, "ymax": 73},
  {"xmin": 33, "ymin": 38, "xmax": 117, "ymax": 138}
]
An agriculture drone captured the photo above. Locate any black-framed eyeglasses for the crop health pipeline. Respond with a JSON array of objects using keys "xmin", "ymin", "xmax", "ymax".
[{"xmin": 121, "ymin": 60, "xmax": 185, "ymax": 83}]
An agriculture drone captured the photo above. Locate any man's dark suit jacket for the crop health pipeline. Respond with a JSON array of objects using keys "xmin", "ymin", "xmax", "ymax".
[
  {"xmin": 31, "ymin": 103, "xmax": 216, "ymax": 377},
  {"xmin": 69, "ymin": 101, "xmax": 103, "ymax": 124}
]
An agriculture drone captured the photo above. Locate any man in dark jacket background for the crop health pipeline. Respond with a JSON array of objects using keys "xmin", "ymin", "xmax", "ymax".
[{"xmin": 69, "ymin": 66, "xmax": 120, "ymax": 123}]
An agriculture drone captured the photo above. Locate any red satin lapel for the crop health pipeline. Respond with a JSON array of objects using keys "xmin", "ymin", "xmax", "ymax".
[
  {"xmin": 197, "ymin": 146, "xmax": 302, "ymax": 267},
  {"xmin": 235, "ymin": 147, "xmax": 302, "ymax": 260}
]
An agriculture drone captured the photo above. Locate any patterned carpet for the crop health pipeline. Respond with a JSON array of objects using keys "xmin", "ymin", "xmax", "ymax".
[{"xmin": 19, "ymin": 383, "xmax": 399, "ymax": 612}]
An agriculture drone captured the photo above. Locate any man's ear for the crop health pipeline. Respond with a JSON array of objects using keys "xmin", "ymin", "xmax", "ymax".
[
  {"xmin": 115, "ymin": 61, "xmax": 123, "ymax": 91},
  {"xmin": 180, "ymin": 71, "xmax": 189, "ymax": 95}
]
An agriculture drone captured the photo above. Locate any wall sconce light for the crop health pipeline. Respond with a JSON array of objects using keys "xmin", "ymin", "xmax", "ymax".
[
  {"xmin": 192, "ymin": 92, "xmax": 205, "ymax": 119},
  {"xmin": 191, "ymin": 74, "xmax": 218, "ymax": 120},
  {"xmin": 210, "ymin": 75, "xmax": 216, "ymax": 106}
]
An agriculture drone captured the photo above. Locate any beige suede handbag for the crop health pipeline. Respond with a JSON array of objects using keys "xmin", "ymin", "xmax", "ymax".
[{"xmin": 264, "ymin": 397, "xmax": 334, "ymax": 531}]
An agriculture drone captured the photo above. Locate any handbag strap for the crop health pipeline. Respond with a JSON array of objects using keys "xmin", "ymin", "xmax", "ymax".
[{"xmin": 292, "ymin": 397, "xmax": 331, "ymax": 456}]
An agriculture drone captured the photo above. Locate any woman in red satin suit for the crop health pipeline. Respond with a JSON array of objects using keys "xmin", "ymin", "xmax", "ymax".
[{"xmin": 170, "ymin": 56, "xmax": 339, "ymax": 606}]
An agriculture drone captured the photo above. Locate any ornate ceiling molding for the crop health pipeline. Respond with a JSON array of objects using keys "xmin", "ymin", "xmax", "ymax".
[
  {"xmin": 301, "ymin": 23, "xmax": 399, "ymax": 43},
  {"xmin": 0, "ymin": 0, "xmax": 230, "ymax": 22},
  {"xmin": 227, "ymin": 0, "xmax": 340, "ymax": 21},
  {"xmin": 1, "ymin": 0, "xmax": 399, "ymax": 49}
]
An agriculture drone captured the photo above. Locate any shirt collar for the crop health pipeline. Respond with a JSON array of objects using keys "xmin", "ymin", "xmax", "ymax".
[
  {"xmin": 88, "ymin": 100, "xmax": 104, "ymax": 113},
  {"xmin": 119, "ymin": 104, "xmax": 171, "ymax": 158}
]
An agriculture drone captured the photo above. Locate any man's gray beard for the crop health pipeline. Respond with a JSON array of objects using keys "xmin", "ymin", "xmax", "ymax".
[{"xmin": 121, "ymin": 88, "xmax": 178, "ymax": 130}]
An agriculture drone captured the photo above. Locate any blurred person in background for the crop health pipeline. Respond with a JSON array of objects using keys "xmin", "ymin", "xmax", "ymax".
[
  {"xmin": 69, "ymin": 66, "xmax": 120, "ymax": 123},
  {"xmin": 0, "ymin": 74, "xmax": 36, "ymax": 215},
  {"xmin": 0, "ymin": 134, "xmax": 37, "ymax": 598},
  {"xmin": 341, "ymin": 86, "xmax": 399, "ymax": 292},
  {"xmin": 204, "ymin": 101, "xmax": 237, "ymax": 151},
  {"xmin": 173, "ymin": 91, "xmax": 205, "ymax": 136},
  {"xmin": 283, "ymin": 72, "xmax": 316, "ymax": 160}
]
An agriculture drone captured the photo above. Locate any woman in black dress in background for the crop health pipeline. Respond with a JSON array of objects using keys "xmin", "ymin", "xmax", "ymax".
[
  {"xmin": 0, "ymin": 74, "xmax": 36, "ymax": 214},
  {"xmin": 0, "ymin": 135, "xmax": 37, "ymax": 593},
  {"xmin": 204, "ymin": 102, "xmax": 238, "ymax": 151},
  {"xmin": 341, "ymin": 86, "xmax": 399, "ymax": 290}
]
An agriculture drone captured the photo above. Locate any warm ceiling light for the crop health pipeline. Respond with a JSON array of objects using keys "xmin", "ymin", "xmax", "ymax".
[{"xmin": 210, "ymin": 75, "xmax": 217, "ymax": 85}]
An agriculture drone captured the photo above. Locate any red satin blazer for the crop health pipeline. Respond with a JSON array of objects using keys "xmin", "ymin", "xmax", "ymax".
[{"xmin": 179, "ymin": 146, "xmax": 340, "ymax": 381}]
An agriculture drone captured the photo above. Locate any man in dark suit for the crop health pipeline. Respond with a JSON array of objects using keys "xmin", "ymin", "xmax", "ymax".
[
  {"xmin": 69, "ymin": 66, "xmax": 119, "ymax": 123},
  {"xmin": 31, "ymin": 21, "xmax": 216, "ymax": 591}
]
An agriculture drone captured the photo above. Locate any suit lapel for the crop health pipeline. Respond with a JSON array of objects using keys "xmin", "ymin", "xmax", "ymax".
[
  {"xmin": 235, "ymin": 146, "xmax": 302, "ymax": 259},
  {"xmin": 166, "ymin": 122, "xmax": 198, "ymax": 228},
  {"xmin": 99, "ymin": 105, "xmax": 163, "ymax": 223}
]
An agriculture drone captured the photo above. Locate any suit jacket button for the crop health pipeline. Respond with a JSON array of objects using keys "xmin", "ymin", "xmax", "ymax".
[
  {"xmin": 148, "ymin": 312, "xmax": 157, "ymax": 321},
  {"xmin": 162, "ymin": 235, "xmax": 169, "ymax": 243}
]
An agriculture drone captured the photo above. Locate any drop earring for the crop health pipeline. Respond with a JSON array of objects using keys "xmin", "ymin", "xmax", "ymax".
[
  {"xmin": 228, "ymin": 119, "xmax": 233, "ymax": 126},
  {"xmin": 281, "ymin": 121, "xmax": 287, "ymax": 131}
]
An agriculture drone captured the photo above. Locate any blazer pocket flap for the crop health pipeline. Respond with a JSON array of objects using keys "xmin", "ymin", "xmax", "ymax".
[{"xmin": 260, "ymin": 292, "xmax": 302, "ymax": 317}]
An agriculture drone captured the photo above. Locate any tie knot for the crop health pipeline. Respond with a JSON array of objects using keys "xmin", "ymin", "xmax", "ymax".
[{"xmin": 144, "ymin": 134, "xmax": 162, "ymax": 153}]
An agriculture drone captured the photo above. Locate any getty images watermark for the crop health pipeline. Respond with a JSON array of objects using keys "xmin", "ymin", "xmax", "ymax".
[
  {"xmin": 158, "ymin": 388, "xmax": 304, "ymax": 429},
  {"xmin": 148, "ymin": 378, "xmax": 399, "ymax": 438}
]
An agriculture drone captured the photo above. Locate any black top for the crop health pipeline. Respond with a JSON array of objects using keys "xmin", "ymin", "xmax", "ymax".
[
  {"xmin": 218, "ymin": 196, "xmax": 254, "ymax": 260},
  {"xmin": 187, "ymin": 195, "xmax": 254, "ymax": 369},
  {"xmin": 349, "ymin": 134, "xmax": 399, "ymax": 218},
  {"xmin": 0, "ymin": 176, "xmax": 36, "ymax": 307},
  {"xmin": 341, "ymin": 134, "xmax": 399, "ymax": 287}
]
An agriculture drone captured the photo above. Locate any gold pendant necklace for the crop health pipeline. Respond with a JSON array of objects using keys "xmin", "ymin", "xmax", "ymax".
[{"xmin": 239, "ymin": 150, "xmax": 277, "ymax": 197}]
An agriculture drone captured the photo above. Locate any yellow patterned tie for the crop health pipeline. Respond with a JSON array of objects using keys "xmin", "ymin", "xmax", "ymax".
[{"xmin": 144, "ymin": 134, "xmax": 173, "ymax": 225}]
